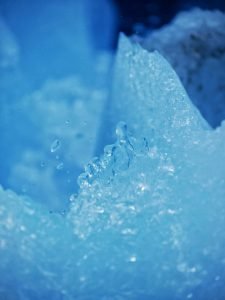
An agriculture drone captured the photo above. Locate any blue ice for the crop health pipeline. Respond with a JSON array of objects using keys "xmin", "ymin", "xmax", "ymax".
[{"xmin": 0, "ymin": 4, "xmax": 225, "ymax": 300}]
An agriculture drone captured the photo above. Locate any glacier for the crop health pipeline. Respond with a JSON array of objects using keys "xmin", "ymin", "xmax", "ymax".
[{"xmin": 0, "ymin": 3, "xmax": 225, "ymax": 300}]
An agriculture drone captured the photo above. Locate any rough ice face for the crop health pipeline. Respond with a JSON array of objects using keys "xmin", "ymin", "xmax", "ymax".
[
  {"xmin": 106, "ymin": 34, "xmax": 209, "ymax": 146},
  {"xmin": 68, "ymin": 36, "xmax": 225, "ymax": 299},
  {"xmin": 69, "ymin": 126, "xmax": 225, "ymax": 299},
  {"xmin": 0, "ymin": 186, "xmax": 77, "ymax": 299},
  {"xmin": 141, "ymin": 9, "xmax": 225, "ymax": 128}
]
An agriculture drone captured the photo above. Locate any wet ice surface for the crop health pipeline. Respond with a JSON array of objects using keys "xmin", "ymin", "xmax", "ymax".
[
  {"xmin": 69, "ymin": 36, "xmax": 225, "ymax": 299},
  {"xmin": 141, "ymin": 9, "xmax": 225, "ymax": 128},
  {"xmin": 0, "ymin": 4, "xmax": 225, "ymax": 300}
]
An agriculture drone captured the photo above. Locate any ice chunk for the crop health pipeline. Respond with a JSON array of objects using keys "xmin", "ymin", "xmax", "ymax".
[
  {"xmin": 141, "ymin": 9, "xmax": 225, "ymax": 127},
  {"xmin": 68, "ymin": 124, "xmax": 225, "ymax": 299},
  {"xmin": 1, "ymin": 5, "xmax": 225, "ymax": 300},
  {"xmin": 68, "ymin": 36, "xmax": 225, "ymax": 299},
  {"xmin": 106, "ymin": 34, "xmax": 209, "ymax": 148},
  {"xmin": 0, "ymin": 186, "xmax": 75, "ymax": 299}
]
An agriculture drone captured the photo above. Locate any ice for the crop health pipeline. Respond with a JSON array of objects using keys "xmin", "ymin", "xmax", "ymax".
[
  {"xmin": 0, "ymin": 185, "xmax": 77, "ymax": 299},
  {"xmin": 68, "ymin": 35, "xmax": 225, "ymax": 299},
  {"xmin": 106, "ymin": 34, "xmax": 209, "ymax": 146},
  {"xmin": 1, "ymin": 4, "xmax": 225, "ymax": 300},
  {"xmin": 141, "ymin": 9, "xmax": 225, "ymax": 128}
]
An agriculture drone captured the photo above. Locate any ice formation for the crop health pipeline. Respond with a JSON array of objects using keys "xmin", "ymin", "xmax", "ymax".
[
  {"xmin": 0, "ymin": 3, "xmax": 225, "ymax": 300},
  {"xmin": 141, "ymin": 9, "xmax": 225, "ymax": 128},
  {"xmin": 68, "ymin": 36, "xmax": 225, "ymax": 299}
]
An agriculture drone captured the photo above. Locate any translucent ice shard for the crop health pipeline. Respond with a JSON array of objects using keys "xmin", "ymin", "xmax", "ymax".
[
  {"xmin": 141, "ymin": 9, "xmax": 225, "ymax": 127},
  {"xmin": 106, "ymin": 34, "xmax": 209, "ymax": 148}
]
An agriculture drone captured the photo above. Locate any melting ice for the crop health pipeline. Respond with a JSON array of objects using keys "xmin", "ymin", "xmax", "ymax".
[{"xmin": 0, "ymin": 3, "xmax": 225, "ymax": 300}]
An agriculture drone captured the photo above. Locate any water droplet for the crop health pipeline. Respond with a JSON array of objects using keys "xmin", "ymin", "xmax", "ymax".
[
  {"xmin": 77, "ymin": 173, "xmax": 90, "ymax": 188},
  {"xmin": 40, "ymin": 161, "xmax": 46, "ymax": 168},
  {"xmin": 56, "ymin": 162, "xmax": 64, "ymax": 170},
  {"xmin": 69, "ymin": 193, "xmax": 78, "ymax": 202},
  {"xmin": 50, "ymin": 139, "xmax": 61, "ymax": 153},
  {"xmin": 60, "ymin": 210, "xmax": 66, "ymax": 216},
  {"xmin": 116, "ymin": 121, "xmax": 128, "ymax": 143},
  {"xmin": 104, "ymin": 144, "xmax": 116, "ymax": 157},
  {"xmin": 90, "ymin": 157, "xmax": 102, "ymax": 174}
]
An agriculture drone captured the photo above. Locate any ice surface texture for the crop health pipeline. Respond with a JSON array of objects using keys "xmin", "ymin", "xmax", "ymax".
[
  {"xmin": 1, "ymin": 6, "xmax": 225, "ymax": 300},
  {"xmin": 69, "ymin": 36, "xmax": 225, "ymax": 299},
  {"xmin": 141, "ymin": 9, "xmax": 225, "ymax": 128}
]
